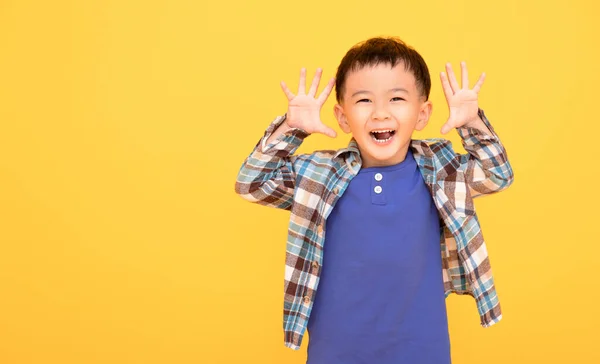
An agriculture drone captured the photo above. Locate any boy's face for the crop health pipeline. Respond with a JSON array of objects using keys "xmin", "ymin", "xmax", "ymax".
[{"xmin": 334, "ymin": 62, "xmax": 432, "ymax": 168}]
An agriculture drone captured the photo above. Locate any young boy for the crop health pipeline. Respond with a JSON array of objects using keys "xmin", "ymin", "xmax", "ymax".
[{"xmin": 235, "ymin": 37, "xmax": 514, "ymax": 363}]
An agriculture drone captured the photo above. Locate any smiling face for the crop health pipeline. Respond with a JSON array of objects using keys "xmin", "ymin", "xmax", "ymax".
[{"xmin": 334, "ymin": 62, "xmax": 433, "ymax": 168}]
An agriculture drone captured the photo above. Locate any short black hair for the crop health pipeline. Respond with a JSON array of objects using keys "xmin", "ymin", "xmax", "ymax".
[{"xmin": 335, "ymin": 36, "xmax": 431, "ymax": 103}]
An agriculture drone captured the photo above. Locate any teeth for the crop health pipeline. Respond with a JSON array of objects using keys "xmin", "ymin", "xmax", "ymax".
[
  {"xmin": 371, "ymin": 129, "xmax": 394, "ymax": 133},
  {"xmin": 371, "ymin": 134, "xmax": 393, "ymax": 143}
]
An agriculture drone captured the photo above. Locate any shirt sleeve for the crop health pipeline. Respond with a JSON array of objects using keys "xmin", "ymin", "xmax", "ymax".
[
  {"xmin": 455, "ymin": 108, "xmax": 515, "ymax": 199},
  {"xmin": 234, "ymin": 113, "xmax": 310, "ymax": 210}
]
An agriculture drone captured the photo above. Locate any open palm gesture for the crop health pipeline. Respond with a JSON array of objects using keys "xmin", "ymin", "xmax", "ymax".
[
  {"xmin": 439, "ymin": 61, "xmax": 485, "ymax": 134},
  {"xmin": 280, "ymin": 68, "xmax": 337, "ymax": 138}
]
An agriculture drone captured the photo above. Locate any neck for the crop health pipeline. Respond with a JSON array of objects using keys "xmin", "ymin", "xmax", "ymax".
[{"xmin": 359, "ymin": 144, "xmax": 410, "ymax": 168}]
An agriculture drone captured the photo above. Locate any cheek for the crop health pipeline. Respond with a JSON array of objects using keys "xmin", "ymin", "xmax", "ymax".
[
  {"xmin": 344, "ymin": 110, "xmax": 366, "ymax": 131},
  {"xmin": 387, "ymin": 108, "xmax": 418, "ymax": 134},
  {"xmin": 346, "ymin": 108, "xmax": 371, "ymax": 127},
  {"xmin": 392, "ymin": 104, "xmax": 419, "ymax": 117}
]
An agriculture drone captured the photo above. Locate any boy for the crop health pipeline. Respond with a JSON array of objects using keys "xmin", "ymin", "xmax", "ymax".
[{"xmin": 235, "ymin": 37, "xmax": 513, "ymax": 363}]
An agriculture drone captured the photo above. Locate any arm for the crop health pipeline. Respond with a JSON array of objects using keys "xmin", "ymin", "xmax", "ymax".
[
  {"xmin": 439, "ymin": 62, "xmax": 514, "ymax": 198},
  {"xmin": 234, "ymin": 114, "xmax": 308, "ymax": 210},
  {"xmin": 456, "ymin": 108, "xmax": 514, "ymax": 198},
  {"xmin": 234, "ymin": 67, "xmax": 337, "ymax": 209}
]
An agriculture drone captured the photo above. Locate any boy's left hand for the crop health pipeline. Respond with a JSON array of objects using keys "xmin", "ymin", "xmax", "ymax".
[{"xmin": 439, "ymin": 61, "xmax": 488, "ymax": 134}]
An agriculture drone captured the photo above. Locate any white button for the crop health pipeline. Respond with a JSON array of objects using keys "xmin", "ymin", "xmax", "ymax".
[
  {"xmin": 374, "ymin": 185, "xmax": 382, "ymax": 194},
  {"xmin": 374, "ymin": 173, "xmax": 383, "ymax": 181}
]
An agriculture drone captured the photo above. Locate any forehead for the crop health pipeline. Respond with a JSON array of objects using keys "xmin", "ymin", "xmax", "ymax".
[{"xmin": 345, "ymin": 62, "xmax": 417, "ymax": 94}]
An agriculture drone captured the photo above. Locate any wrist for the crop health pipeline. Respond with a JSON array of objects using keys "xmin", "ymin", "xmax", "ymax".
[
  {"xmin": 462, "ymin": 115, "xmax": 492, "ymax": 136},
  {"xmin": 283, "ymin": 118, "xmax": 305, "ymax": 133},
  {"xmin": 463, "ymin": 115, "xmax": 484, "ymax": 129},
  {"xmin": 281, "ymin": 114, "xmax": 295, "ymax": 129}
]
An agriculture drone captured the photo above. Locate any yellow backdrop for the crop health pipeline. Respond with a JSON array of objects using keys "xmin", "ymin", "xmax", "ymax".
[{"xmin": 0, "ymin": 0, "xmax": 598, "ymax": 363}]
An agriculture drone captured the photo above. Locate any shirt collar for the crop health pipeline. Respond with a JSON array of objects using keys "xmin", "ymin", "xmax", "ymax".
[
  {"xmin": 334, "ymin": 138, "xmax": 361, "ymax": 158},
  {"xmin": 333, "ymin": 138, "xmax": 438, "ymax": 182}
]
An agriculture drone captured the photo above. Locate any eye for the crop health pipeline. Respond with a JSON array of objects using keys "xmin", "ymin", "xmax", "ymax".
[
  {"xmin": 357, "ymin": 99, "xmax": 371, "ymax": 103},
  {"xmin": 391, "ymin": 97, "xmax": 405, "ymax": 101}
]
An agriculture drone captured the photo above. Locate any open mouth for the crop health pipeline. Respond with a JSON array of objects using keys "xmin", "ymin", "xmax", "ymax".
[{"xmin": 370, "ymin": 129, "xmax": 396, "ymax": 143}]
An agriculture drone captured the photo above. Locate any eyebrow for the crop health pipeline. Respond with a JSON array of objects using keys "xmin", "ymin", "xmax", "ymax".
[{"xmin": 351, "ymin": 88, "xmax": 409, "ymax": 98}]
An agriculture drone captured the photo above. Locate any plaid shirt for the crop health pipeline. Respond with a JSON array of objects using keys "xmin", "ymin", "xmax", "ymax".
[{"xmin": 235, "ymin": 108, "xmax": 514, "ymax": 350}]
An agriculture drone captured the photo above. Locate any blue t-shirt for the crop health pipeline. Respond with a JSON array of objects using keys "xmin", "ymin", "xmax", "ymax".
[{"xmin": 306, "ymin": 151, "xmax": 451, "ymax": 364}]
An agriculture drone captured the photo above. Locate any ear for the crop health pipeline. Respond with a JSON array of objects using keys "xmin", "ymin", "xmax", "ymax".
[
  {"xmin": 414, "ymin": 100, "xmax": 433, "ymax": 131},
  {"xmin": 334, "ymin": 104, "xmax": 352, "ymax": 134}
]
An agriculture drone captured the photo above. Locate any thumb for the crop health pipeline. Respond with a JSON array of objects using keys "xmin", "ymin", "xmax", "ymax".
[
  {"xmin": 317, "ymin": 125, "xmax": 337, "ymax": 138},
  {"xmin": 440, "ymin": 122, "xmax": 454, "ymax": 135}
]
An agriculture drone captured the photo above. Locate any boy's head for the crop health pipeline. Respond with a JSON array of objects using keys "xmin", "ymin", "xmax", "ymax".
[{"xmin": 333, "ymin": 37, "xmax": 433, "ymax": 168}]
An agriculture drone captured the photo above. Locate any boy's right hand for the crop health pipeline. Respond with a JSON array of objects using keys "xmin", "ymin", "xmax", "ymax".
[{"xmin": 280, "ymin": 68, "xmax": 337, "ymax": 138}]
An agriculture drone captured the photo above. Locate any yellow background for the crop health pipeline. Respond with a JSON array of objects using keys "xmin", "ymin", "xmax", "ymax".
[{"xmin": 0, "ymin": 0, "xmax": 598, "ymax": 363}]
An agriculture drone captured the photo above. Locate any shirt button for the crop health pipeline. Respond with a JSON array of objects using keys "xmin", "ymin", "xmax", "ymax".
[
  {"xmin": 317, "ymin": 225, "xmax": 323, "ymax": 235},
  {"xmin": 374, "ymin": 185, "xmax": 383, "ymax": 194},
  {"xmin": 303, "ymin": 295, "xmax": 311, "ymax": 304},
  {"xmin": 333, "ymin": 187, "xmax": 340, "ymax": 194},
  {"xmin": 374, "ymin": 173, "xmax": 383, "ymax": 181},
  {"xmin": 311, "ymin": 261, "xmax": 319, "ymax": 270}
]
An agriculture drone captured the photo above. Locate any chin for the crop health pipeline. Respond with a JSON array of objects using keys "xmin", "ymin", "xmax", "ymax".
[{"xmin": 358, "ymin": 134, "xmax": 407, "ymax": 166}]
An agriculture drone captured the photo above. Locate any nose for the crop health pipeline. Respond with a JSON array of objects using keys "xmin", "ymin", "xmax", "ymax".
[{"xmin": 372, "ymin": 103, "xmax": 391, "ymax": 121}]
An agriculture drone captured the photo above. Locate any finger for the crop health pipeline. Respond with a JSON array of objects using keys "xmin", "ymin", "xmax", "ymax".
[
  {"xmin": 440, "ymin": 122, "xmax": 453, "ymax": 134},
  {"xmin": 298, "ymin": 67, "xmax": 306, "ymax": 95},
  {"xmin": 472, "ymin": 72, "xmax": 486, "ymax": 93},
  {"xmin": 461, "ymin": 61, "xmax": 468, "ymax": 89},
  {"xmin": 280, "ymin": 81, "xmax": 295, "ymax": 100},
  {"xmin": 439, "ymin": 72, "xmax": 454, "ymax": 102},
  {"xmin": 445, "ymin": 63, "xmax": 460, "ymax": 93},
  {"xmin": 317, "ymin": 125, "xmax": 337, "ymax": 138},
  {"xmin": 308, "ymin": 68, "xmax": 323, "ymax": 97},
  {"xmin": 316, "ymin": 77, "xmax": 336, "ymax": 105}
]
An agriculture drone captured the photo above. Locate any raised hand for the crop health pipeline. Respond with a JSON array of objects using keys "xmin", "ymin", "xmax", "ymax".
[
  {"xmin": 439, "ymin": 61, "xmax": 486, "ymax": 134},
  {"xmin": 280, "ymin": 68, "xmax": 337, "ymax": 138}
]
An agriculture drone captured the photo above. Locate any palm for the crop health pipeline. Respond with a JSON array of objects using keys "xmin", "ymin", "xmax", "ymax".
[
  {"xmin": 280, "ymin": 68, "xmax": 337, "ymax": 138},
  {"xmin": 287, "ymin": 95, "xmax": 323, "ymax": 134},
  {"xmin": 448, "ymin": 89, "xmax": 479, "ymax": 126},
  {"xmin": 440, "ymin": 62, "xmax": 485, "ymax": 134}
]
